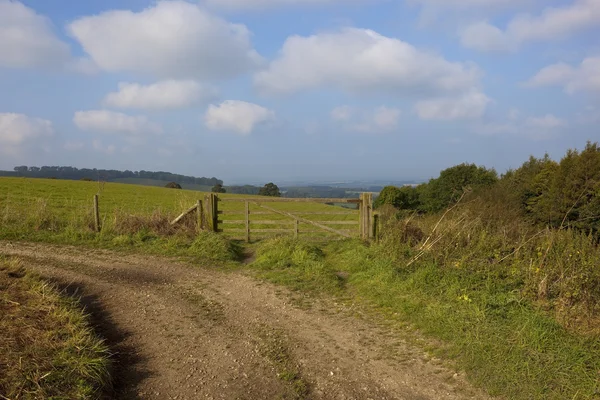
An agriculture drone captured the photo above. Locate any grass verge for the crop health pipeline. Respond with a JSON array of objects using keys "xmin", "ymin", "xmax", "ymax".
[
  {"xmin": 247, "ymin": 237, "xmax": 600, "ymax": 400},
  {"xmin": 0, "ymin": 256, "xmax": 111, "ymax": 399}
]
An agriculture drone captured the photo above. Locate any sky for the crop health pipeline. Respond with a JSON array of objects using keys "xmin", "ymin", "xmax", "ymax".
[{"xmin": 0, "ymin": 0, "xmax": 598, "ymax": 184}]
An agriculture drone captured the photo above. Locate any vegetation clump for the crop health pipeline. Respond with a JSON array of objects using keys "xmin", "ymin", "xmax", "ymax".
[
  {"xmin": 165, "ymin": 182, "xmax": 182, "ymax": 189},
  {"xmin": 187, "ymin": 232, "xmax": 242, "ymax": 262},
  {"xmin": 0, "ymin": 257, "xmax": 111, "ymax": 399},
  {"xmin": 259, "ymin": 182, "xmax": 281, "ymax": 197},
  {"xmin": 211, "ymin": 183, "xmax": 226, "ymax": 193}
]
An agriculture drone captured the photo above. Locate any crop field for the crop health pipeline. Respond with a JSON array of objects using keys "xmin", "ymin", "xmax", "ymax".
[{"xmin": 0, "ymin": 177, "xmax": 359, "ymax": 243}]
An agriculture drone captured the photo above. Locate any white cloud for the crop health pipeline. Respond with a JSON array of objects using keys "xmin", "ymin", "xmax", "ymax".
[
  {"xmin": 255, "ymin": 28, "xmax": 481, "ymax": 96},
  {"xmin": 372, "ymin": 106, "xmax": 401, "ymax": 129},
  {"xmin": 204, "ymin": 0, "xmax": 351, "ymax": 10},
  {"xmin": 73, "ymin": 110, "xmax": 162, "ymax": 134},
  {"xmin": 68, "ymin": 0, "xmax": 262, "ymax": 79},
  {"xmin": 330, "ymin": 105, "xmax": 401, "ymax": 133},
  {"xmin": 330, "ymin": 106, "xmax": 353, "ymax": 122},
  {"xmin": 0, "ymin": 1, "xmax": 70, "ymax": 68},
  {"xmin": 525, "ymin": 114, "xmax": 567, "ymax": 129},
  {"xmin": 64, "ymin": 141, "xmax": 85, "ymax": 151},
  {"xmin": 204, "ymin": 100, "xmax": 275, "ymax": 135},
  {"xmin": 409, "ymin": 0, "xmax": 521, "ymax": 8},
  {"xmin": 0, "ymin": 113, "xmax": 54, "ymax": 151},
  {"xmin": 103, "ymin": 80, "xmax": 217, "ymax": 110},
  {"xmin": 475, "ymin": 112, "xmax": 567, "ymax": 139},
  {"xmin": 576, "ymin": 105, "xmax": 600, "ymax": 124},
  {"xmin": 459, "ymin": 21, "xmax": 513, "ymax": 52},
  {"xmin": 526, "ymin": 57, "xmax": 600, "ymax": 94},
  {"xmin": 92, "ymin": 139, "xmax": 116, "ymax": 155},
  {"xmin": 460, "ymin": 0, "xmax": 600, "ymax": 52},
  {"xmin": 414, "ymin": 91, "xmax": 490, "ymax": 121}
]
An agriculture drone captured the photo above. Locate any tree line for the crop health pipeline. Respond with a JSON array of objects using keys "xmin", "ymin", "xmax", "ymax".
[
  {"xmin": 376, "ymin": 141, "xmax": 600, "ymax": 234},
  {"xmin": 4, "ymin": 166, "xmax": 223, "ymax": 186}
]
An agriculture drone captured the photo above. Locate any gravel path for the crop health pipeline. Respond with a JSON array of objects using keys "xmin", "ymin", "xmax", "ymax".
[{"xmin": 0, "ymin": 241, "xmax": 489, "ymax": 400}]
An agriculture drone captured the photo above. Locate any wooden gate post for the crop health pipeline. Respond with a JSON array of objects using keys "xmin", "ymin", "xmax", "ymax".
[
  {"xmin": 204, "ymin": 194, "xmax": 211, "ymax": 231},
  {"xmin": 204, "ymin": 194, "xmax": 219, "ymax": 233},
  {"xmin": 197, "ymin": 199, "xmax": 204, "ymax": 232},
  {"xmin": 93, "ymin": 194, "xmax": 101, "ymax": 232},
  {"xmin": 359, "ymin": 193, "xmax": 373, "ymax": 240},
  {"xmin": 373, "ymin": 213, "xmax": 379, "ymax": 242}
]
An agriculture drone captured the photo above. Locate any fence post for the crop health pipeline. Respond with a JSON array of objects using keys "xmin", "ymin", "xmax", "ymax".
[
  {"xmin": 245, "ymin": 201, "xmax": 250, "ymax": 243},
  {"xmin": 211, "ymin": 193, "xmax": 219, "ymax": 232},
  {"xmin": 294, "ymin": 219, "xmax": 299, "ymax": 239},
  {"xmin": 373, "ymin": 213, "xmax": 379, "ymax": 242},
  {"xmin": 197, "ymin": 199, "xmax": 203, "ymax": 232},
  {"xmin": 367, "ymin": 193, "xmax": 373, "ymax": 240},
  {"xmin": 359, "ymin": 193, "xmax": 373, "ymax": 240},
  {"xmin": 93, "ymin": 194, "xmax": 101, "ymax": 232},
  {"xmin": 204, "ymin": 194, "xmax": 213, "ymax": 232}
]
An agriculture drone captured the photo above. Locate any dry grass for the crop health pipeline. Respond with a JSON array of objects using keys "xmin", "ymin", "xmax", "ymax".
[{"xmin": 0, "ymin": 256, "xmax": 111, "ymax": 399}]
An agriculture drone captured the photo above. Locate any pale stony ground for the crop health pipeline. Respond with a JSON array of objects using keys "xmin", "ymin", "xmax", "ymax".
[{"xmin": 0, "ymin": 241, "xmax": 492, "ymax": 400}]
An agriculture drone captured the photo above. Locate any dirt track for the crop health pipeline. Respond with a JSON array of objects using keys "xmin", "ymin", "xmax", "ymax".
[{"xmin": 0, "ymin": 241, "xmax": 489, "ymax": 400}]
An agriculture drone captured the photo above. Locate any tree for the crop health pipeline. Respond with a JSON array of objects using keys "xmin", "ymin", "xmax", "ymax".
[
  {"xmin": 211, "ymin": 184, "xmax": 226, "ymax": 193},
  {"xmin": 419, "ymin": 163, "xmax": 498, "ymax": 212},
  {"xmin": 259, "ymin": 182, "xmax": 281, "ymax": 197},
  {"xmin": 375, "ymin": 186, "xmax": 421, "ymax": 210},
  {"xmin": 165, "ymin": 182, "xmax": 182, "ymax": 189}
]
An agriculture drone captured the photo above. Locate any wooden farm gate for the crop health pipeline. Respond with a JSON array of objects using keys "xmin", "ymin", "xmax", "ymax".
[{"xmin": 171, "ymin": 193, "xmax": 376, "ymax": 242}]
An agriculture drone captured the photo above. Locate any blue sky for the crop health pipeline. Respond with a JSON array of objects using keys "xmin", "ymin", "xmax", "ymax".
[{"xmin": 0, "ymin": 0, "xmax": 598, "ymax": 184}]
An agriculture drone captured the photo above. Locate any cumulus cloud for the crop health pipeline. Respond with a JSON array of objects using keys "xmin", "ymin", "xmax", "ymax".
[
  {"xmin": 204, "ymin": 100, "xmax": 275, "ymax": 135},
  {"xmin": 330, "ymin": 106, "xmax": 353, "ymax": 122},
  {"xmin": 255, "ymin": 28, "xmax": 481, "ymax": 96},
  {"xmin": 460, "ymin": 0, "xmax": 600, "ymax": 52},
  {"xmin": 409, "ymin": 0, "xmax": 521, "ymax": 8},
  {"xmin": 525, "ymin": 114, "xmax": 567, "ymax": 129},
  {"xmin": 103, "ymin": 80, "xmax": 217, "ymax": 110},
  {"xmin": 68, "ymin": 0, "xmax": 262, "ymax": 79},
  {"xmin": 73, "ymin": 110, "xmax": 162, "ymax": 134},
  {"xmin": 414, "ymin": 91, "xmax": 491, "ymax": 121},
  {"xmin": 526, "ymin": 57, "xmax": 600, "ymax": 94},
  {"xmin": 330, "ymin": 105, "xmax": 401, "ymax": 133},
  {"xmin": 204, "ymin": 0, "xmax": 350, "ymax": 10},
  {"xmin": 475, "ymin": 112, "xmax": 567, "ymax": 139},
  {"xmin": 0, "ymin": 113, "xmax": 54, "ymax": 151},
  {"xmin": 0, "ymin": 1, "xmax": 70, "ymax": 68}
]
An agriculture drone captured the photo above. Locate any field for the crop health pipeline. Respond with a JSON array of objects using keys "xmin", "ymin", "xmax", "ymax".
[
  {"xmin": 0, "ymin": 177, "xmax": 359, "ymax": 247},
  {"xmin": 1, "ymin": 176, "xmax": 600, "ymax": 400}
]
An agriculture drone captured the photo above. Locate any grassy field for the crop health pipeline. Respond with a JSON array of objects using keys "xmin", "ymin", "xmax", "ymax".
[
  {"xmin": 111, "ymin": 177, "xmax": 213, "ymax": 192},
  {"xmin": 2, "ymin": 177, "xmax": 599, "ymax": 400},
  {"xmin": 0, "ymin": 177, "xmax": 359, "ymax": 248},
  {"xmin": 0, "ymin": 256, "xmax": 111, "ymax": 398}
]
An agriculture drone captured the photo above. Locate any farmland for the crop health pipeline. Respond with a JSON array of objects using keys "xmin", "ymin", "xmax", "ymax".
[
  {"xmin": 1, "ymin": 175, "xmax": 600, "ymax": 400},
  {"xmin": 0, "ymin": 177, "xmax": 358, "ymax": 247}
]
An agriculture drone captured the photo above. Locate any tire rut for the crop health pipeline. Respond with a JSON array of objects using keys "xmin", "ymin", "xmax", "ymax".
[{"xmin": 0, "ymin": 241, "xmax": 490, "ymax": 400}]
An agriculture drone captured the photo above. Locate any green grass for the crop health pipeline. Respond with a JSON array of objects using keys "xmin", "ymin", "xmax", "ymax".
[
  {"xmin": 0, "ymin": 256, "xmax": 111, "ymax": 398},
  {"xmin": 247, "ymin": 237, "xmax": 600, "ymax": 400},
  {"xmin": 3, "ymin": 176, "xmax": 600, "ymax": 399},
  {"xmin": 0, "ymin": 177, "xmax": 359, "ymax": 247}
]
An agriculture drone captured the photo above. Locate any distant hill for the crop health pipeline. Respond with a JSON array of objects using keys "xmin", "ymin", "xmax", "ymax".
[
  {"xmin": 1, "ymin": 166, "xmax": 222, "ymax": 191},
  {"xmin": 112, "ymin": 178, "xmax": 212, "ymax": 192}
]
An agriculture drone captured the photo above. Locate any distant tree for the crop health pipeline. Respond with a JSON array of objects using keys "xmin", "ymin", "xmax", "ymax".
[
  {"xmin": 80, "ymin": 177, "xmax": 94, "ymax": 182},
  {"xmin": 13, "ymin": 166, "xmax": 27, "ymax": 174},
  {"xmin": 375, "ymin": 186, "xmax": 421, "ymax": 209},
  {"xmin": 212, "ymin": 184, "xmax": 226, "ymax": 193},
  {"xmin": 419, "ymin": 163, "xmax": 498, "ymax": 212},
  {"xmin": 165, "ymin": 182, "xmax": 182, "ymax": 189},
  {"xmin": 259, "ymin": 182, "xmax": 281, "ymax": 197}
]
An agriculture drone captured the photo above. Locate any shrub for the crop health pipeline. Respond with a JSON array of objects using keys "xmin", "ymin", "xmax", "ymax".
[{"xmin": 165, "ymin": 182, "xmax": 182, "ymax": 189}]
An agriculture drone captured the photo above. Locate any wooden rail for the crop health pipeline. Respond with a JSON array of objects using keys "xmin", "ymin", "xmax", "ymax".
[{"xmin": 170, "ymin": 193, "xmax": 374, "ymax": 242}]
